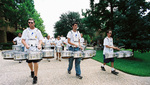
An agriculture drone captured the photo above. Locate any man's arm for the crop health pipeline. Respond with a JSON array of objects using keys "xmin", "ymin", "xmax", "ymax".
[{"xmin": 22, "ymin": 39, "xmax": 29, "ymax": 49}]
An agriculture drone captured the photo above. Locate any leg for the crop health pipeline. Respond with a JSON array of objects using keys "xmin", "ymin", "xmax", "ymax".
[
  {"xmin": 56, "ymin": 52, "xmax": 58, "ymax": 60},
  {"xmin": 34, "ymin": 63, "xmax": 38, "ymax": 77},
  {"xmin": 59, "ymin": 52, "xmax": 61, "ymax": 61},
  {"xmin": 28, "ymin": 63, "xmax": 33, "ymax": 71},
  {"xmin": 111, "ymin": 62, "xmax": 114, "ymax": 68},
  {"xmin": 33, "ymin": 62, "xmax": 38, "ymax": 84},
  {"xmin": 75, "ymin": 58, "xmax": 81, "ymax": 76},
  {"xmin": 68, "ymin": 57, "xmax": 74, "ymax": 72}
]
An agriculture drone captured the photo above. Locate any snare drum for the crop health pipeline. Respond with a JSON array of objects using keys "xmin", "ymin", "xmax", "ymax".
[
  {"xmin": 13, "ymin": 52, "xmax": 27, "ymax": 61},
  {"xmin": 61, "ymin": 51, "xmax": 73, "ymax": 59},
  {"xmin": 115, "ymin": 51, "xmax": 124, "ymax": 58},
  {"xmin": 72, "ymin": 51, "xmax": 84, "ymax": 58},
  {"xmin": 44, "ymin": 45, "xmax": 51, "ymax": 50},
  {"xmin": 83, "ymin": 50, "xmax": 93, "ymax": 59},
  {"xmin": 2, "ymin": 51, "xmax": 16, "ymax": 60},
  {"xmin": 56, "ymin": 46, "xmax": 62, "ymax": 52},
  {"xmin": 122, "ymin": 51, "xmax": 133, "ymax": 57},
  {"xmin": 12, "ymin": 45, "xmax": 22, "ymax": 51},
  {"xmin": 105, "ymin": 53, "xmax": 116, "ymax": 59},
  {"xmin": 42, "ymin": 49, "xmax": 54, "ymax": 58},
  {"xmin": 86, "ymin": 50, "xmax": 96, "ymax": 57},
  {"xmin": 27, "ymin": 51, "xmax": 43, "ymax": 60}
]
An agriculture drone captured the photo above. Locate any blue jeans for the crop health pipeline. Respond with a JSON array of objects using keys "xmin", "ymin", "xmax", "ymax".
[{"xmin": 68, "ymin": 47, "xmax": 81, "ymax": 76}]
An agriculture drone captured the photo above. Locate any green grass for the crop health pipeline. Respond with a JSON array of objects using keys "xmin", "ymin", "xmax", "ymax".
[{"xmin": 92, "ymin": 50, "xmax": 150, "ymax": 76}]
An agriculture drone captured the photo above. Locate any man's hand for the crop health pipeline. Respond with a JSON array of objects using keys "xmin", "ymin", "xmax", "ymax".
[
  {"xmin": 114, "ymin": 47, "xmax": 120, "ymax": 50},
  {"xmin": 25, "ymin": 45, "xmax": 30, "ymax": 49},
  {"xmin": 74, "ymin": 44, "xmax": 78, "ymax": 47},
  {"xmin": 37, "ymin": 44, "xmax": 41, "ymax": 49}
]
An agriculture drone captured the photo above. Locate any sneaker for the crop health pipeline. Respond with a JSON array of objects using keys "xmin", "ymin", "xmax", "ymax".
[
  {"xmin": 101, "ymin": 66, "xmax": 106, "ymax": 71},
  {"xmin": 33, "ymin": 76, "xmax": 37, "ymax": 84},
  {"xmin": 56, "ymin": 58, "xmax": 58, "ymax": 60},
  {"xmin": 31, "ymin": 71, "xmax": 34, "ymax": 78},
  {"xmin": 59, "ymin": 59, "xmax": 61, "ymax": 61},
  {"xmin": 19, "ymin": 60, "xmax": 22, "ymax": 63},
  {"xmin": 76, "ymin": 75, "xmax": 83, "ymax": 79},
  {"xmin": 111, "ymin": 70, "xmax": 119, "ymax": 75},
  {"xmin": 68, "ymin": 71, "xmax": 71, "ymax": 74}
]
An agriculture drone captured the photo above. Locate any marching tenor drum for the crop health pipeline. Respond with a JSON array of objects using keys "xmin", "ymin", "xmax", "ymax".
[
  {"xmin": 14, "ymin": 52, "xmax": 27, "ymax": 61},
  {"xmin": 122, "ymin": 51, "xmax": 133, "ymax": 57},
  {"xmin": 42, "ymin": 49, "xmax": 54, "ymax": 58},
  {"xmin": 2, "ymin": 51, "xmax": 16, "ymax": 60},
  {"xmin": 105, "ymin": 53, "xmax": 116, "ymax": 59},
  {"xmin": 115, "ymin": 51, "xmax": 124, "ymax": 58},
  {"xmin": 12, "ymin": 45, "xmax": 22, "ymax": 51},
  {"xmin": 44, "ymin": 45, "xmax": 51, "ymax": 50},
  {"xmin": 61, "ymin": 51, "xmax": 73, "ymax": 59},
  {"xmin": 56, "ymin": 46, "xmax": 62, "ymax": 52},
  {"xmin": 83, "ymin": 50, "xmax": 93, "ymax": 59},
  {"xmin": 72, "ymin": 51, "xmax": 84, "ymax": 58},
  {"xmin": 27, "ymin": 51, "xmax": 43, "ymax": 60}
]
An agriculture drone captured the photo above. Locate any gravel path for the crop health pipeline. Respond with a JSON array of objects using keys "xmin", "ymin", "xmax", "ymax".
[{"xmin": 0, "ymin": 51, "xmax": 150, "ymax": 85}]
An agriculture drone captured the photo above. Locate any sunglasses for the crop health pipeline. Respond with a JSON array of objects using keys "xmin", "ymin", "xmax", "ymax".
[{"xmin": 28, "ymin": 22, "xmax": 34, "ymax": 24}]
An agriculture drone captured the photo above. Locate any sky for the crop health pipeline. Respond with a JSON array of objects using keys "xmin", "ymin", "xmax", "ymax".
[
  {"xmin": 34, "ymin": 0, "xmax": 150, "ymax": 37},
  {"xmin": 34, "ymin": 0, "xmax": 90, "ymax": 37}
]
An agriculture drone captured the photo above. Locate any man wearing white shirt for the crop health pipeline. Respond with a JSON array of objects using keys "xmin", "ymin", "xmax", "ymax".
[
  {"xmin": 12, "ymin": 33, "xmax": 24, "ymax": 63},
  {"xmin": 101, "ymin": 30, "xmax": 120, "ymax": 75},
  {"xmin": 51, "ymin": 37, "xmax": 55, "ymax": 49},
  {"xmin": 22, "ymin": 18, "xmax": 43, "ymax": 84},
  {"xmin": 61, "ymin": 35, "xmax": 66, "ymax": 50},
  {"xmin": 67, "ymin": 22, "xmax": 83, "ymax": 79},
  {"xmin": 55, "ymin": 36, "xmax": 62, "ymax": 61},
  {"xmin": 64, "ymin": 38, "xmax": 70, "ymax": 51}
]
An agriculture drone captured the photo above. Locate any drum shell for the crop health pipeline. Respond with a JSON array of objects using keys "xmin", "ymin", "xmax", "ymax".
[
  {"xmin": 122, "ymin": 51, "xmax": 133, "ymax": 57},
  {"xmin": 2, "ymin": 51, "xmax": 16, "ymax": 59},
  {"xmin": 12, "ymin": 45, "xmax": 22, "ymax": 51},
  {"xmin": 86, "ymin": 50, "xmax": 96, "ymax": 57},
  {"xmin": 27, "ymin": 51, "xmax": 43, "ymax": 60},
  {"xmin": 13, "ymin": 52, "xmax": 27, "ymax": 61},
  {"xmin": 42, "ymin": 49, "xmax": 54, "ymax": 58},
  {"xmin": 44, "ymin": 45, "xmax": 51, "ymax": 50},
  {"xmin": 105, "ymin": 53, "xmax": 116, "ymax": 59},
  {"xmin": 83, "ymin": 51, "xmax": 93, "ymax": 59},
  {"xmin": 115, "ymin": 51, "xmax": 124, "ymax": 58},
  {"xmin": 72, "ymin": 51, "xmax": 84, "ymax": 58},
  {"xmin": 61, "ymin": 51, "xmax": 73, "ymax": 58}
]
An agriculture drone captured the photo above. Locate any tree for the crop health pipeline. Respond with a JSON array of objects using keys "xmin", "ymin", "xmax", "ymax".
[{"xmin": 54, "ymin": 12, "xmax": 84, "ymax": 38}]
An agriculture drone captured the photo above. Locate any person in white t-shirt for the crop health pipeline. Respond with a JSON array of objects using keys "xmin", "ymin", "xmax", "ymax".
[
  {"xmin": 21, "ymin": 18, "xmax": 43, "ymax": 84},
  {"xmin": 60, "ymin": 35, "xmax": 66, "ymax": 50},
  {"xmin": 12, "ymin": 33, "xmax": 24, "ymax": 63},
  {"xmin": 67, "ymin": 22, "xmax": 83, "ymax": 79},
  {"xmin": 42, "ymin": 37, "xmax": 46, "ymax": 49},
  {"xmin": 101, "ymin": 30, "xmax": 120, "ymax": 75},
  {"xmin": 63, "ymin": 38, "xmax": 70, "ymax": 51},
  {"xmin": 80, "ymin": 33, "xmax": 86, "ymax": 50},
  {"xmin": 45, "ymin": 35, "xmax": 51, "ymax": 46},
  {"xmin": 51, "ymin": 37, "xmax": 55, "ymax": 49},
  {"xmin": 55, "ymin": 36, "xmax": 63, "ymax": 61}
]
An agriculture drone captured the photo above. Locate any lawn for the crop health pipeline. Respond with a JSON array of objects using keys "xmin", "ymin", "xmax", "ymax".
[{"xmin": 92, "ymin": 50, "xmax": 150, "ymax": 76}]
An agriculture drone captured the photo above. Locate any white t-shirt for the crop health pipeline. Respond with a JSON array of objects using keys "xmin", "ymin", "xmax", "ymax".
[
  {"xmin": 13, "ymin": 36, "xmax": 23, "ymax": 46},
  {"xmin": 61, "ymin": 37, "xmax": 66, "ymax": 42},
  {"xmin": 67, "ymin": 30, "xmax": 81, "ymax": 47},
  {"xmin": 55, "ymin": 39, "xmax": 62, "ymax": 46},
  {"xmin": 80, "ymin": 37, "xmax": 84, "ymax": 46},
  {"xmin": 42, "ymin": 37, "xmax": 46, "ymax": 44},
  {"xmin": 103, "ymin": 37, "xmax": 114, "ymax": 54},
  {"xmin": 45, "ymin": 38, "xmax": 51, "ymax": 45},
  {"xmin": 22, "ymin": 28, "xmax": 43, "ymax": 51}
]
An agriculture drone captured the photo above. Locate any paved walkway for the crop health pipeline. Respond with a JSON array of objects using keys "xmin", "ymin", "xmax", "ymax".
[{"xmin": 0, "ymin": 51, "xmax": 150, "ymax": 85}]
